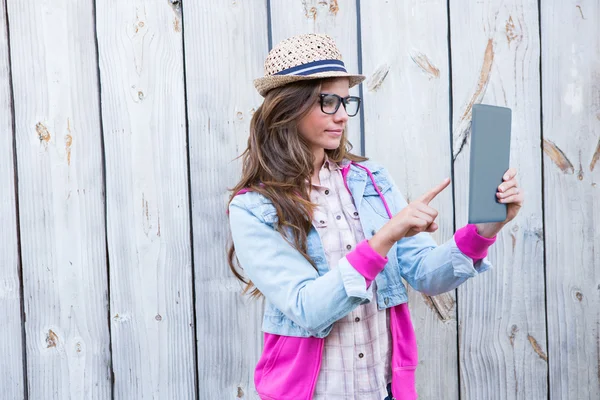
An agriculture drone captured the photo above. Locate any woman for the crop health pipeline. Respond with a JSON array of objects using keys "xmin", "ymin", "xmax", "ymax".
[{"xmin": 227, "ymin": 34, "xmax": 523, "ymax": 400}]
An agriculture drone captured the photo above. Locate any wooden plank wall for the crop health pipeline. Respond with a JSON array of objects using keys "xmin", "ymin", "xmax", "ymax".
[
  {"xmin": 0, "ymin": 1, "xmax": 598, "ymax": 399},
  {"xmin": 96, "ymin": 1, "xmax": 196, "ymax": 398},
  {"xmin": 450, "ymin": 1, "xmax": 548, "ymax": 399},
  {"xmin": 8, "ymin": 1, "xmax": 111, "ymax": 398},
  {"xmin": 0, "ymin": 0, "xmax": 23, "ymax": 398},
  {"xmin": 542, "ymin": 2, "xmax": 600, "ymax": 399},
  {"xmin": 183, "ymin": 1, "xmax": 268, "ymax": 398}
]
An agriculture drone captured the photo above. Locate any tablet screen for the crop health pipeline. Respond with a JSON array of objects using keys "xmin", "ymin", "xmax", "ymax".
[{"xmin": 468, "ymin": 104, "xmax": 512, "ymax": 224}]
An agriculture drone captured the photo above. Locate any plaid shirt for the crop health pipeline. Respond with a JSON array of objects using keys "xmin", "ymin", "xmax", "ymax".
[{"xmin": 310, "ymin": 157, "xmax": 392, "ymax": 399}]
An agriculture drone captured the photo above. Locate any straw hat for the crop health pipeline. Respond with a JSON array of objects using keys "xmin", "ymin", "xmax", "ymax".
[{"xmin": 254, "ymin": 33, "xmax": 365, "ymax": 97}]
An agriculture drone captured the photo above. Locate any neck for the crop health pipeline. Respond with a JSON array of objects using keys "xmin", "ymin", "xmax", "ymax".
[{"xmin": 312, "ymin": 148, "xmax": 325, "ymax": 184}]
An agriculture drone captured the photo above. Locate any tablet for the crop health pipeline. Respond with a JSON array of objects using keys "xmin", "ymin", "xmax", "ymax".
[{"xmin": 468, "ymin": 104, "xmax": 512, "ymax": 224}]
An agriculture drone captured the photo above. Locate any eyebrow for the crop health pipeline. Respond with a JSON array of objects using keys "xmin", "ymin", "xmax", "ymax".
[{"xmin": 319, "ymin": 93, "xmax": 351, "ymax": 97}]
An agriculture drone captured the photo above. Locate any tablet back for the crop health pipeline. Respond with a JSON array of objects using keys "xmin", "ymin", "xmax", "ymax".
[{"xmin": 468, "ymin": 104, "xmax": 512, "ymax": 224}]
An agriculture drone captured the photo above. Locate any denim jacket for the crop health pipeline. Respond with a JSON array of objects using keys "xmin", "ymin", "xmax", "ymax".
[{"xmin": 229, "ymin": 160, "xmax": 492, "ymax": 339}]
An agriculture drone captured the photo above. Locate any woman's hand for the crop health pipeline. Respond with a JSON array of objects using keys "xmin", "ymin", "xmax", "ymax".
[
  {"xmin": 475, "ymin": 167, "xmax": 524, "ymax": 238},
  {"xmin": 369, "ymin": 178, "xmax": 451, "ymax": 257}
]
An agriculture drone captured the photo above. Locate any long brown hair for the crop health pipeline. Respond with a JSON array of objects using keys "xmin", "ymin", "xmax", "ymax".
[{"xmin": 227, "ymin": 79, "xmax": 367, "ymax": 296}]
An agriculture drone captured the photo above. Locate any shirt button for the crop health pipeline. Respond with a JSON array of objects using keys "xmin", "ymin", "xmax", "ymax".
[
  {"xmin": 384, "ymin": 298, "xmax": 390, "ymax": 305},
  {"xmin": 358, "ymin": 353, "xmax": 364, "ymax": 359},
  {"xmin": 353, "ymin": 211, "xmax": 359, "ymax": 216},
  {"xmin": 371, "ymin": 229, "xmax": 376, "ymax": 236},
  {"xmin": 324, "ymin": 189, "xmax": 329, "ymax": 195},
  {"xmin": 377, "ymin": 185, "xmax": 383, "ymax": 192},
  {"xmin": 346, "ymin": 244, "xmax": 352, "ymax": 250},
  {"xmin": 319, "ymin": 220, "xmax": 325, "ymax": 224},
  {"xmin": 336, "ymin": 215, "xmax": 341, "ymax": 220},
  {"xmin": 355, "ymin": 317, "xmax": 360, "ymax": 322}
]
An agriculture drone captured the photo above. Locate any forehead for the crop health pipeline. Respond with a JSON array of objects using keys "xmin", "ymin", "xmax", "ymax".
[{"xmin": 320, "ymin": 78, "xmax": 350, "ymax": 94}]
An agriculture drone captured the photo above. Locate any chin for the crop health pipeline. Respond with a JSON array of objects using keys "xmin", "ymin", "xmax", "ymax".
[{"xmin": 323, "ymin": 139, "xmax": 342, "ymax": 150}]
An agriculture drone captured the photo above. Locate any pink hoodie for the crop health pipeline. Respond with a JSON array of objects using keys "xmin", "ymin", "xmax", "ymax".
[{"xmin": 237, "ymin": 162, "xmax": 495, "ymax": 399}]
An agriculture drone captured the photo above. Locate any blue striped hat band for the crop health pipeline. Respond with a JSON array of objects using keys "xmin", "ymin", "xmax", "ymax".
[{"xmin": 274, "ymin": 59, "xmax": 347, "ymax": 77}]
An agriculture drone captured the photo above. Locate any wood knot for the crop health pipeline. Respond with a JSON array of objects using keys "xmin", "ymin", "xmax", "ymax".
[
  {"xmin": 36, "ymin": 122, "xmax": 51, "ymax": 143},
  {"xmin": 367, "ymin": 64, "xmax": 390, "ymax": 92},
  {"xmin": 509, "ymin": 324, "xmax": 518, "ymax": 346},
  {"xmin": 505, "ymin": 16, "xmax": 523, "ymax": 46},
  {"xmin": 543, "ymin": 139, "xmax": 574, "ymax": 174},
  {"xmin": 527, "ymin": 334, "xmax": 547, "ymax": 362},
  {"xmin": 410, "ymin": 52, "xmax": 440, "ymax": 79},
  {"xmin": 305, "ymin": 6, "xmax": 317, "ymax": 20},
  {"xmin": 46, "ymin": 329, "xmax": 58, "ymax": 348},
  {"xmin": 571, "ymin": 287, "xmax": 584, "ymax": 302}
]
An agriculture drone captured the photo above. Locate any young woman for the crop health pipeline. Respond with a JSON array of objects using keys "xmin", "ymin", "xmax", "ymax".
[{"xmin": 227, "ymin": 34, "xmax": 523, "ymax": 400}]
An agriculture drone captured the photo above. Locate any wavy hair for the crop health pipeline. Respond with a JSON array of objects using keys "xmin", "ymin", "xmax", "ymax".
[{"xmin": 227, "ymin": 79, "xmax": 367, "ymax": 296}]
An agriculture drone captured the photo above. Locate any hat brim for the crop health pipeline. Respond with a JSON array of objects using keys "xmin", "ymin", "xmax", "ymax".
[{"xmin": 254, "ymin": 71, "xmax": 366, "ymax": 97}]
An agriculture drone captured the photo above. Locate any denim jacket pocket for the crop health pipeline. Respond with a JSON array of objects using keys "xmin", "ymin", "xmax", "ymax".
[{"xmin": 363, "ymin": 178, "xmax": 393, "ymax": 219}]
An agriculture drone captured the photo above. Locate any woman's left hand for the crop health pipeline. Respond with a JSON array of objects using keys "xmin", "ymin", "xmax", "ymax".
[{"xmin": 475, "ymin": 167, "xmax": 524, "ymax": 238}]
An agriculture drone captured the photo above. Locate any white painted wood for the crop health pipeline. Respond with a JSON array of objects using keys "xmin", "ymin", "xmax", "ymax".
[
  {"xmin": 96, "ymin": 0, "xmax": 195, "ymax": 398},
  {"xmin": 541, "ymin": 2, "xmax": 600, "ymax": 399},
  {"xmin": 360, "ymin": 1, "xmax": 458, "ymax": 398},
  {"xmin": 183, "ymin": 1, "xmax": 268, "ymax": 398},
  {"xmin": 6, "ymin": 0, "xmax": 111, "ymax": 398},
  {"xmin": 0, "ymin": 0, "xmax": 24, "ymax": 397},
  {"xmin": 270, "ymin": 0, "xmax": 362, "ymax": 155},
  {"xmin": 450, "ymin": 1, "xmax": 547, "ymax": 398},
  {"xmin": 4, "ymin": 2, "xmax": 599, "ymax": 398}
]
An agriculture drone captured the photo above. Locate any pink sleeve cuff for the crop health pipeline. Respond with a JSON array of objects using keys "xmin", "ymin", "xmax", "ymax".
[
  {"xmin": 455, "ymin": 224, "xmax": 496, "ymax": 261},
  {"xmin": 346, "ymin": 239, "xmax": 388, "ymax": 287}
]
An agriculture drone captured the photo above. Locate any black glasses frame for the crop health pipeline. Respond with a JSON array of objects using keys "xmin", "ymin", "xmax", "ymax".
[{"xmin": 319, "ymin": 93, "xmax": 361, "ymax": 117}]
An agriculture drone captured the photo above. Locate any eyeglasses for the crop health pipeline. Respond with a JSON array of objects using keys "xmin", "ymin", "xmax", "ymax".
[{"xmin": 319, "ymin": 94, "xmax": 361, "ymax": 117}]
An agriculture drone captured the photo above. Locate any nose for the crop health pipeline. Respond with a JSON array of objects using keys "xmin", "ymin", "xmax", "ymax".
[{"xmin": 333, "ymin": 103, "xmax": 349, "ymax": 123}]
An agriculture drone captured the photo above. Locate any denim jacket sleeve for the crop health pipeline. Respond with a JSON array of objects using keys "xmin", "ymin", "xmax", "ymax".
[
  {"xmin": 229, "ymin": 194, "xmax": 387, "ymax": 335},
  {"xmin": 378, "ymin": 168, "xmax": 494, "ymax": 296}
]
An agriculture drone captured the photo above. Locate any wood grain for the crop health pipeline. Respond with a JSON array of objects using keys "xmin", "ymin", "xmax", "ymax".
[
  {"xmin": 541, "ymin": 1, "xmax": 600, "ymax": 399},
  {"xmin": 450, "ymin": 1, "xmax": 548, "ymax": 398},
  {"xmin": 96, "ymin": 0, "xmax": 196, "ymax": 397},
  {"xmin": 0, "ymin": 0, "xmax": 24, "ymax": 397},
  {"xmin": 7, "ymin": 0, "xmax": 111, "ymax": 397},
  {"xmin": 360, "ymin": 1, "xmax": 458, "ymax": 399},
  {"xmin": 183, "ymin": 1, "xmax": 268, "ymax": 398}
]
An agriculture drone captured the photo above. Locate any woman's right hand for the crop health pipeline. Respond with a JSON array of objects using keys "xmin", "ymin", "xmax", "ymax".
[{"xmin": 368, "ymin": 178, "xmax": 451, "ymax": 257}]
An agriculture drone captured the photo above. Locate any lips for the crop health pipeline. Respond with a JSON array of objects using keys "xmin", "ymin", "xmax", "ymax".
[{"xmin": 326, "ymin": 129, "xmax": 343, "ymax": 136}]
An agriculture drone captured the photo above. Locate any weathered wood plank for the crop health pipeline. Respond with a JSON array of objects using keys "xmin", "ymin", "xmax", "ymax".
[
  {"xmin": 183, "ymin": 1, "xmax": 268, "ymax": 398},
  {"xmin": 96, "ymin": 1, "xmax": 196, "ymax": 398},
  {"xmin": 270, "ymin": 0, "xmax": 362, "ymax": 155},
  {"xmin": 7, "ymin": 0, "xmax": 111, "ymax": 398},
  {"xmin": 360, "ymin": 1, "xmax": 458, "ymax": 398},
  {"xmin": 450, "ymin": 1, "xmax": 547, "ymax": 398},
  {"xmin": 541, "ymin": 2, "xmax": 600, "ymax": 399},
  {"xmin": 0, "ymin": 0, "xmax": 24, "ymax": 397}
]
